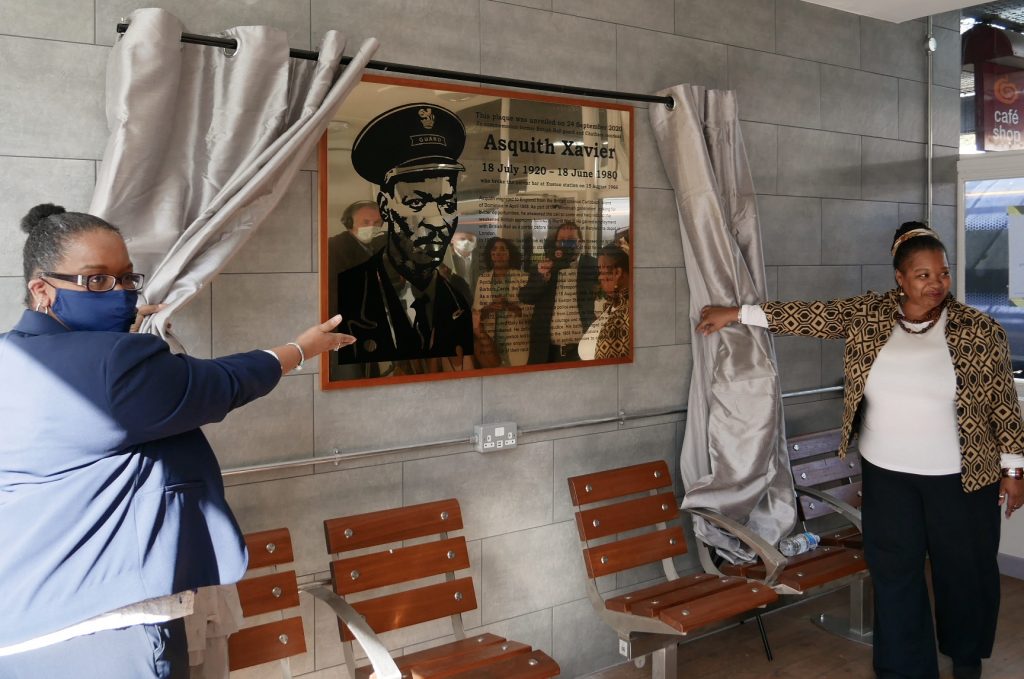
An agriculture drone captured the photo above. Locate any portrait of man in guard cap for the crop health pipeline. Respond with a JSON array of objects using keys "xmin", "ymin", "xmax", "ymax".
[{"xmin": 334, "ymin": 102, "xmax": 474, "ymax": 375}]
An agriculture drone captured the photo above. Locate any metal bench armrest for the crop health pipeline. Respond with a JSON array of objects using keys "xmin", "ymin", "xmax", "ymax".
[
  {"xmin": 684, "ymin": 507, "xmax": 787, "ymax": 586},
  {"xmin": 302, "ymin": 583, "xmax": 402, "ymax": 679},
  {"xmin": 794, "ymin": 485, "xmax": 863, "ymax": 532}
]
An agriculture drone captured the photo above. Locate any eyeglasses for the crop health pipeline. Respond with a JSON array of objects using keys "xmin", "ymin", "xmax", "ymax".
[{"xmin": 41, "ymin": 271, "xmax": 146, "ymax": 292}]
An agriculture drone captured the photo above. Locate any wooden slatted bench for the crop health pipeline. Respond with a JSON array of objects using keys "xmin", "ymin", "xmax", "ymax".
[
  {"xmin": 785, "ymin": 428, "xmax": 870, "ymax": 641},
  {"xmin": 228, "ymin": 528, "xmax": 308, "ymax": 675},
  {"xmin": 788, "ymin": 428, "xmax": 863, "ymax": 549},
  {"xmin": 321, "ymin": 499, "xmax": 560, "ymax": 679},
  {"xmin": 707, "ymin": 428, "xmax": 871, "ymax": 644},
  {"xmin": 567, "ymin": 460, "xmax": 780, "ymax": 679}
]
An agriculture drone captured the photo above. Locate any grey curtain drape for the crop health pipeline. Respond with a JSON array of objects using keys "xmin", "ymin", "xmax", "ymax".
[
  {"xmin": 650, "ymin": 86, "xmax": 797, "ymax": 563},
  {"xmin": 89, "ymin": 8, "xmax": 378, "ymax": 345}
]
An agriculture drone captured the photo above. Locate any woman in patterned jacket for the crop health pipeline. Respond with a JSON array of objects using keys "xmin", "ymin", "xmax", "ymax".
[
  {"xmin": 579, "ymin": 244, "xmax": 630, "ymax": 361},
  {"xmin": 697, "ymin": 222, "xmax": 1024, "ymax": 679}
]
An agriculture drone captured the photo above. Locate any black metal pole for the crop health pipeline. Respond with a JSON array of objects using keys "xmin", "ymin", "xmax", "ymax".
[{"xmin": 115, "ymin": 22, "xmax": 674, "ymax": 108}]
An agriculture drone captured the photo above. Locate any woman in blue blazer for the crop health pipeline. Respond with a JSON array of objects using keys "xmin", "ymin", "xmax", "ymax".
[{"xmin": 0, "ymin": 204, "xmax": 354, "ymax": 678}]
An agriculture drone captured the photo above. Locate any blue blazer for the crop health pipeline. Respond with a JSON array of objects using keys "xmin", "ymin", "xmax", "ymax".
[{"xmin": 0, "ymin": 310, "xmax": 281, "ymax": 647}]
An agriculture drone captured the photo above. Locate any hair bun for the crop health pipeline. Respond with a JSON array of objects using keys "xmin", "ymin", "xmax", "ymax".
[{"xmin": 20, "ymin": 203, "xmax": 66, "ymax": 234}]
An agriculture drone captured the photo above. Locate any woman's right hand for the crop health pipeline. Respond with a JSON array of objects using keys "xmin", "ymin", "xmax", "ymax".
[
  {"xmin": 272, "ymin": 315, "xmax": 356, "ymax": 373},
  {"xmin": 296, "ymin": 315, "xmax": 356, "ymax": 355},
  {"xmin": 697, "ymin": 306, "xmax": 740, "ymax": 335}
]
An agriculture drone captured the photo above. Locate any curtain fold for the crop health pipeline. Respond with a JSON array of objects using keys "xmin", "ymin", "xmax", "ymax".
[
  {"xmin": 89, "ymin": 8, "xmax": 379, "ymax": 347},
  {"xmin": 650, "ymin": 86, "xmax": 797, "ymax": 563}
]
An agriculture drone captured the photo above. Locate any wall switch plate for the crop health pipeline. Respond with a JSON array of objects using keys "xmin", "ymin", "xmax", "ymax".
[{"xmin": 474, "ymin": 422, "xmax": 517, "ymax": 452}]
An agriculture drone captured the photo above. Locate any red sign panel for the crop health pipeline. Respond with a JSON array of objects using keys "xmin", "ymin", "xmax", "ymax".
[{"xmin": 976, "ymin": 62, "xmax": 1024, "ymax": 151}]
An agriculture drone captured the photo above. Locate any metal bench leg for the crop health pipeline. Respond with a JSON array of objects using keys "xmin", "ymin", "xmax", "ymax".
[
  {"xmin": 651, "ymin": 644, "xmax": 677, "ymax": 679},
  {"xmin": 755, "ymin": 614, "xmax": 773, "ymax": 661},
  {"xmin": 811, "ymin": 577, "xmax": 874, "ymax": 646}
]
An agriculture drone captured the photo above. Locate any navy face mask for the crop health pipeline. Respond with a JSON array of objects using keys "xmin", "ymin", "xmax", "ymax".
[{"xmin": 51, "ymin": 288, "xmax": 139, "ymax": 333}]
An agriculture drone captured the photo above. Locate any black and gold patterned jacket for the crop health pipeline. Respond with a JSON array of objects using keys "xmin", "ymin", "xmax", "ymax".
[
  {"xmin": 762, "ymin": 290, "xmax": 1024, "ymax": 491},
  {"xmin": 595, "ymin": 289, "xmax": 630, "ymax": 360}
]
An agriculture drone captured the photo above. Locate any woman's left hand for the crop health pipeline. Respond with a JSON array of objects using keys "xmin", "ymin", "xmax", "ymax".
[
  {"xmin": 1000, "ymin": 477, "xmax": 1024, "ymax": 519},
  {"xmin": 131, "ymin": 303, "xmax": 168, "ymax": 333},
  {"xmin": 697, "ymin": 306, "xmax": 740, "ymax": 336}
]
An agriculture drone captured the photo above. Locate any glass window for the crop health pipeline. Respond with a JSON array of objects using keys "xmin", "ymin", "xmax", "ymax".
[{"xmin": 962, "ymin": 175, "xmax": 1024, "ymax": 374}]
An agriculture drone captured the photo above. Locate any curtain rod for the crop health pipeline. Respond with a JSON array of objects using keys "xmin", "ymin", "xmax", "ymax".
[{"xmin": 114, "ymin": 22, "xmax": 674, "ymax": 108}]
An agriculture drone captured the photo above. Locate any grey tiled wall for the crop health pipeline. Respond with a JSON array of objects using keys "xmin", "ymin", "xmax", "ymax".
[{"xmin": 0, "ymin": 1, "xmax": 959, "ymax": 676}]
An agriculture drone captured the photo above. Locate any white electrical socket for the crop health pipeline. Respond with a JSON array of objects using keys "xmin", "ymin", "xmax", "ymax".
[{"xmin": 474, "ymin": 422, "xmax": 517, "ymax": 452}]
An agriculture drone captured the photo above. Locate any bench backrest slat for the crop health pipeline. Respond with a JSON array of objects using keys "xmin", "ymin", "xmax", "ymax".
[
  {"xmin": 330, "ymin": 536, "xmax": 471, "ymax": 595},
  {"xmin": 567, "ymin": 460, "xmax": 672, "ymax": 506},
  {"xmin": 791, "ymin": 452, "xmax": 862, "ymax": 487},
  {"xmin": 339, "ymin": 577, "xmax": 477, "ymax": 641},
  {"xmin": 800, "ymin": 482, "xmax": 864, "ymax": 519},
  {"xmin": 228, "ymin": 617, "xmax": 306, "ymax": 671},
  {"xmin": 244, "ymin": 528, "xmax": 294, "ymax": 569},
  {"xmin": 582, "ymin": 525, "xmax": 687, "ymax": 578},
  {"xmin": 324, "ymin": 498, "xmax": 462, "ymax": 553},
  {"xmin": 231, "ymin": 528, "xmax": 306, "ymax": 672},
  {"xmin": 236, "ymin": 570, "xmax": 300, "ymax": 617},
  {"xmin": 574, "ymin": 491, "xmax": 678, "ymax": 541},
  {"xmin": 786, "ymin": 429, "xmax": 843, "ymax": 461}
]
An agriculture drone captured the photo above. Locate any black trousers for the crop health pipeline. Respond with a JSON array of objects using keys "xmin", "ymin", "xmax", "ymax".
[{"xmin": 861, "ymin": 459, "xmax": 1002, "ymax": 679}]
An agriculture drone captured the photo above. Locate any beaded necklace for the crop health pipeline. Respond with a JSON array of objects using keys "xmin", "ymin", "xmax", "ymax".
[{"xmin": 896, "ymin": 297, "xmax": 946, "ymax": 334}]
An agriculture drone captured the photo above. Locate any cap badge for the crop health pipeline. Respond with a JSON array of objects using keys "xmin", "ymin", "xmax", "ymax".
[{"xmin": 418, "ymin": 108, "xmax": 435, "ymax": 129}]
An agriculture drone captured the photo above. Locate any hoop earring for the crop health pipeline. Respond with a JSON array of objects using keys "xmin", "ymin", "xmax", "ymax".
[{"xmin": 34, "ymin": 301, "xmax": 49, "ymax": 314}]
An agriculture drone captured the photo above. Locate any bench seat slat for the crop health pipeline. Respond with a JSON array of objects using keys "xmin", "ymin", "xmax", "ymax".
[
  {"xmin": 627, "ymin": 576, "xmax": 757, "ymax": 617},
  {"xmin": 567, "ymin": 460, "xmax": 672, "ymax": 506},
  {"xmin": 604, "ymin": 573, "xmax": 719, "ymax": 613},
  {"xmin": 721, "ymin": 547, "xmax": 867, "ymax": 592},
  {"xmin": 244, "ymin": 528, "xmax": 294, "ymax": 570},
  {"xmin": 791, "ymin": 454, "xmax": 862, "ymax": 487},
  {"xmin": 325, "ymin": 499, "xmax": 463, "ymax": 553},
  {"xmin": 819, "ymin": 525, "xmax": 864, "ymax": 549},
  {"xmin": 331, "ymin": 536, "xmax": 470, "ymax": 595},
  {"xmin": 410, "ymin": 640, "xmax": 531, "ymax": 679},
  {"xmin": 436, "ymin": 651, "xmax": 561, "ymax": 679},
  {"xmin": 575, "ymin": 491, "xmax": 679, "ymax": 540},
  {"xmin": 773, "ymin": 549, "xmax": 867, "ymax": 591},
  {"xmin": 227, "ymin": 617, "xmax": 306, "ymax": 671},
  {"xmin": 583, "ymin": 526, "xmax": 687, "ymax": 578},
  {"xmin": 362, "ymin": 634, "xmax": 506, "ymax": 679},
  {"xmin": 658, "ymin": 583, "xmax": 778, "ymax": 634},
  {"xmin": 338, "ymin": 577, "xmax": 477, "ymax": 641},
  {"xmin": 236, "ymin": 570, "xmax": 300, "ymax": 617},
  {"xmin": 719, "ymin": 544, "xmax": 850, "ymax": 577}
]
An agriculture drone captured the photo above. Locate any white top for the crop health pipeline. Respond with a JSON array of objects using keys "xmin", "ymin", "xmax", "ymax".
[
  {"xmin": 739, "ymin": 304, "xmax": 1024, "ymax": 470},
  {"xmin": 578, "ymin": 308, "xmax": 609, "ymax": 360},
  {"xmin": 858, "ymin": 310, "xmax": 960, "ymax": 474},
  {"xmin": 0, "ymin": 591, "xmax": 194, "ymax": 657}
]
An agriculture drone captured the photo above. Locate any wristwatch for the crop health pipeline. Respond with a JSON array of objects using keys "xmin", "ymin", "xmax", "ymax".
[{"xmin": 1003, "ymin": 467, "xmax": 1024, "ymax": 480}]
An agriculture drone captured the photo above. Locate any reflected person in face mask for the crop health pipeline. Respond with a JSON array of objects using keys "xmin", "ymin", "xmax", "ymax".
[
  {"xmin": 447, "ymin": 229, "xmax": 480, "ymax": 298},
  {"xmin": 327, "ymin": 200, "xmax": 385, "ymax": 323}
]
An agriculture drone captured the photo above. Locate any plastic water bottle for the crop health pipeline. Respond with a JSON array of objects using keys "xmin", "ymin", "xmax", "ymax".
[{"xmin": 778, "ymin": 531, "xmax": 820, "ymax": 557}]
